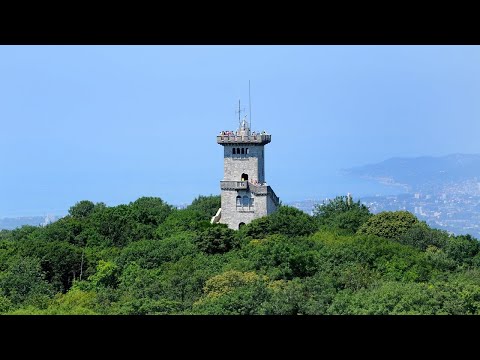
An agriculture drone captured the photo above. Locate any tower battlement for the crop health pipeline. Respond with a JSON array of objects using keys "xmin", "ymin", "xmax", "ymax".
[
  {"xmin": 217, "ymin": 118, "xmax": 271, "ymax": 145},
  {"xmin": 216, "ymin": 134, "xmax": 271, "ymax": 145}
]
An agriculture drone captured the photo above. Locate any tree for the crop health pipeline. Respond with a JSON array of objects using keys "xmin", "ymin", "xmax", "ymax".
[
  {"xmin": 155, "ymin": 209, "xmax": 210, "ymax": 239},
  {"xmin": 187, "ymin": 195, "xmax": 221, "ymax": 221},
  {"xmin": 240, "ymin": 234, "xmax": 319, "ymax": 280},
  {"xmin": 396, "ymin": 223, "xmax": 448, "ymax": 251},
  {"xmin": 118, "ymin": 233, "xmax": 198, "ymax": 269},
  {"xmin": 38, "ymin": 216, "xmax": 83, "ymax": 246},
  {"xmin": 129, "ymin": 197, "xmax": 173, "ymax": 227},
  {"xmin": 192, "ymin": 270, "xmax": 270, "ymax": 315},
  {"xmin": 18, "ymin": 240, "xmax": 84, "ymax": 293},
  {"xmin": 313, "ymin": 196, "xmax": 372, "ymax": 234},
  {"xmin": 128, "ymin": 197, "xmax": 174, "ymax": 240},
  {"xmin": 7, "ymin": 225, "xmax": 40, "ymax": 242},
  {"xmin": 88, "ymin": 260, "xmax": 119, "ymax": 289},
  {"xmin": 0, "ymin": 239, "xmax": 15, "ymax": 272},
  {"xmin": 444, "ymin": 234, "xmax": 480, "ymax": 265},
  {"xmin": 327, "ymin": 281, "xmax": 440, "ymax": 315},
  {"xmin": 0, "ymin": 256, "xmax": 53, "ymax": 306},
  {"xmin": 0, "ymin": 295, "xmax": 12, "ymax": 313},
  {"xmin": 68, "ymin": 200, "xmax": 96, "ymax": 219},
  {"xmin": 357, "ymin": 211, "xmax": 419, "ymax": 240},
  {"xmin": 300, "ymin": 272, "xmax": 338, "ymax": 315},
  {"xmin": 194, "ymin": 224, "xmax": 238, "ymax": 254},
  {"xmin": 89, "ymin": 205, "xmax": 135, "ymax": 247},
  {"xmin": 42, "ymin": 289, "xmax": 98, "ymax": 315},
  {"xmin": 242, "ymin": 206, "xmax": 318, "ymax": 239},
  {"xmin": 201, "ymin": 270, "xmax": 263, "ymax": 298},
  {"xmin": 260, "ymin": 279, "xmax": 306, "ymax": 315}
]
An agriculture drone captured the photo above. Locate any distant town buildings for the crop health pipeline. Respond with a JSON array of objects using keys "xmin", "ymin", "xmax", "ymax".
[{"xmin": 288, "ymin": 191, "xmax": 480, "ymax": 239}]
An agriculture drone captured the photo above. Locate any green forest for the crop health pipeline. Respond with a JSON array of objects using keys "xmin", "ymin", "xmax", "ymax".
[{"xmin": 1, "ymin": 195, "xmax": 480, "ymax": 315}]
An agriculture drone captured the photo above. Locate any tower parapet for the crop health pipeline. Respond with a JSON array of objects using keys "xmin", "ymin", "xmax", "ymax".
[
  {"xmin": 217, "ymin": 119, "xmax": 271, "ymax": 145},
  {"xmin": 217, "ymin": 133, "xmax": 271, "ymax": 145}
]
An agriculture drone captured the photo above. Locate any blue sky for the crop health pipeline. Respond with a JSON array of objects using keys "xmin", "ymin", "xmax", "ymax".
[{"xmin": 1, "ymin": 45, "xmax": 480, "ymax": 217}]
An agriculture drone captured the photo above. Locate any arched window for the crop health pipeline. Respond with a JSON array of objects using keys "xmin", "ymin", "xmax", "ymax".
[
  {"xmin": 232, "ymin": 148, "xmax": 236, "ymax": 154},
  {"xmin": 246, "ymin": 148, "xmax": 249, "ymax": 154},
  {"xmin": 242, "ymin": 195, "xmax": 249, "ymax": 207},
  {"xmin": 239, "ymin": 222, "xmax": 245, "ymax": 229},
  {"xmin": 237, "ymin": 148, "xmax": 240, "ymax": 154},
  {"xmin": 236, "ymin": 196, "xmax": 241, "ymax": 207},
  {"xmin": 250, "ymin": 197, "xmax": 254, "ymax": 207},
  {"xmin": 241, "ymin": 173, "xmax": 248, "ymax": 181},
  {"xmin": 241, "ymin": 148, "xmax": 245, "ymax": 154}
]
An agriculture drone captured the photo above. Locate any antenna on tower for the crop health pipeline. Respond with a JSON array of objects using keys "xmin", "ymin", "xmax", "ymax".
[
  {"xmin": 249, "ymin": 80, "xmax": 252, "ymax": 130},
  {"xmin": 238, "ymin": 99, "xmax": 241, "ymax": 124},
  {"xmin": 235, "ymin": 99, "xmax": 245, "ymax": 128},
  {"xmin": 236, "ymin": 99, "xmax": 241, "ymax": 128}
]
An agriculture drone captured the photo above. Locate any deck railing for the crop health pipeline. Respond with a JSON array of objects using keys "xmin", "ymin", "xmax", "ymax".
[
  {"xmin": 217, "ymin": 134, "xmax": 271, "ymax": 144},
  {"xmin": 220, "ymin": 181, "xmax": 280, "ymax": 206},
  {"xmin": 220, "ymin": 181, "xmax": 248, "ymax": 190}
]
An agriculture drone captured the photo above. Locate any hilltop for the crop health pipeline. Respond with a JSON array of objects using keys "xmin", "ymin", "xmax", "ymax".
[{"xmin": 1, "ymin": 195, "xmax": 480, "ymax": 315}]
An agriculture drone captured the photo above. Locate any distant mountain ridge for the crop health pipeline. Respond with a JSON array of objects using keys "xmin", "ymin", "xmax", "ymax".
[
  {"xmin": 342, "ymin": 153, "xmax": 480, "ymax": 194},
  {"xmin": 0, "ymin": 215, "xmax": 59, "ymax": 230}
]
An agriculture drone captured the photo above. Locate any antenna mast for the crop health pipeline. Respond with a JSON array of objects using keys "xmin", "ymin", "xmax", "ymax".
[
  {"xmin": 236, "ymin": 99, "xmax": 241, "ymax": 128},
  {"xmin": 236, "ymin": 99, "xmax": 246, "ymax": 128},
  {"xmin": 249, "ymin": 80, "xmax": 252, "ymax": 130}
]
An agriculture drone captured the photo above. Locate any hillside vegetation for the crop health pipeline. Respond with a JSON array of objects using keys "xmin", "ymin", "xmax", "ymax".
[{"xmin": 1, "ymin": 195, "xmax": 480, "ymax": 315}]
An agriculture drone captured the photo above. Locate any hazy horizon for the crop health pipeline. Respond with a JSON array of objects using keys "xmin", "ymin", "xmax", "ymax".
[
  {"xmin": 2, "ymin": 150, "xmax": 473, "ymax": 219},
  {"xmin": 2, "ymin": 46, "xmax": 480, "ymax": 217}
]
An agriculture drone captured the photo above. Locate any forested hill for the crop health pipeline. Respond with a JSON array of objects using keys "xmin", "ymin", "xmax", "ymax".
[{"xmin": 1, "ymin": 195, "xmax": 480, "ymax": 315}]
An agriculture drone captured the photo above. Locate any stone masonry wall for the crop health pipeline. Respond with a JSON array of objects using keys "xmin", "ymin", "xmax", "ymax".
[
  {"xmin": 266, "ymin": 193, "xmax": 277, "ymax": 214},
  {"xmin": 220, "ymin": 189, "xmax": 268, "ymax": 230},
  {"xmin": 223, "ymin": 145, "xmax": 265, "ymax": 183},
  {"xmin": 219, "ymin": 137, "xmax": 277, "ymax": 230}
]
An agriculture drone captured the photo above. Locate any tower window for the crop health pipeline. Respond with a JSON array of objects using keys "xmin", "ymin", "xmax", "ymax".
[
  {"xmin": 236, "ymin": 196, "xmax": 241, "ymax": 207},
  {"xmin": 246, "ymin": 148, "xmax": 249, "ymax": 154},
  {"xmin": 250, "ymin": 197, "xmax": 254, "ymax": 207},
  {"xmin": 242, "ymin": 195, "xmax": 249, "ymax": 207},
  {"xmin": 241, "ymin": 148, "xmax": 245, "ymax": 154},
  {"xmin": 237, "ymin": 148, "xmax": 240, "ymax": 154},
  {"xmin": 233, "ymin": 148, "xmax": 236, "ymax": 154},
  {"xmin": 241, "ymin": 173, "xmax": 248, "ymax": 181}
]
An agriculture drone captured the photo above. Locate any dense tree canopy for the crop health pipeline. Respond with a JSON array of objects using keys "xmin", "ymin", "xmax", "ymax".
[
  {"xmin": 68, "ymin": 200, "xmax": 97, "ymax": 219},
  {"xmin": 357, "ymin": 211, "xmax": 419, "ymax": 239},
  {"xmin": 1, "ymin": 194, "xmax": 480, "ymax": 315},
  {"xmin": 242, "ymin": 206, "xmax": 318, "ymax": 239},
  {"xmin": 187, "ymin": 195, "xmax": 221, "ymax": 221},
  {"xmin": 313, "ymin": 196, "xmax": 372, "ymax": 234}
]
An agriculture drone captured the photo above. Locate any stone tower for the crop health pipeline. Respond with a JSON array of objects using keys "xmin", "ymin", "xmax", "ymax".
[{"xmin": 212, "ymin": 116, "xmax": 279, "ymax": 230}]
